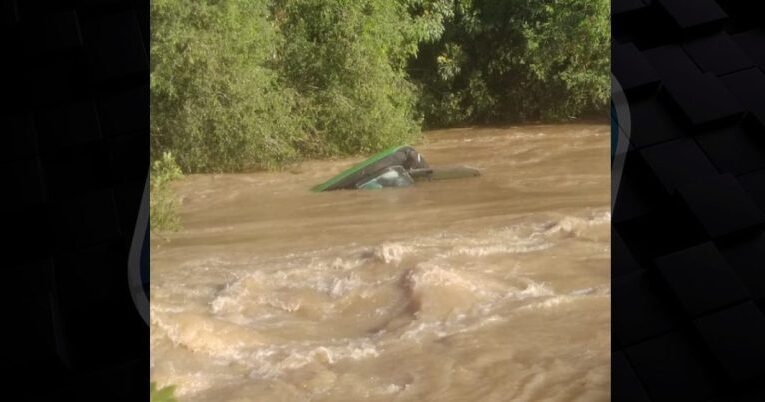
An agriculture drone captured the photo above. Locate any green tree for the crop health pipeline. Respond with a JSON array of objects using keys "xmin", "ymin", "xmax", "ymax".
[
  {"xmin": 150, "ymin": 152, "xmax": 183, "ymax": 232},
  {"xmin": 411, "ymin": 0, "xmax": 610, "ymax": 126},
  {"xmin": 151, "ymin": 0, "xmax": 305, "ymax": 173},
  {"xmin": 272, "ymin": 0, "xmax": 437, "ymax": 155},
  {"xmin": 150, "ymin": 382, "xmax": 177, "ymax": 402},
  {"xmin": 149, "ymin": 0, "xmax": 610, "ymax": 231},
  {"xmin": 151, "ymin": 0, "xmax": 609, "ymax": 171}
]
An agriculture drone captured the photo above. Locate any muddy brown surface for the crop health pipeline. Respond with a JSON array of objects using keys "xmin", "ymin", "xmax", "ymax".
[{"xmin": 151, "ymin": 124, "xmax": 611, "ymax": 401}]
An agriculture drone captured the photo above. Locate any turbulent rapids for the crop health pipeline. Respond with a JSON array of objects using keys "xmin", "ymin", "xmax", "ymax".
[{"xmin": 150, "ymin": 124, "xmax": 611, "ymax": 401}]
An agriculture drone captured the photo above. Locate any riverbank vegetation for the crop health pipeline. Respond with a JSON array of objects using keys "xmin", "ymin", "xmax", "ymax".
[
  {"xmin": 150, "ymin": 0, "xmax": 609, "ymax": 230},
  {"xmin": 149, "ymin": 152, "xmax": 184, "ymax": 231},
  {"xmin": 150, "ymin": 382, "xmax": 177, "ymax": 402}
]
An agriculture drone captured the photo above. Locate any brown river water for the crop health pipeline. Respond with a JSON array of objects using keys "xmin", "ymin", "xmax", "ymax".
[{"xmin": 150, "ymin": 124, "xmax": 611, "ymax": 401}]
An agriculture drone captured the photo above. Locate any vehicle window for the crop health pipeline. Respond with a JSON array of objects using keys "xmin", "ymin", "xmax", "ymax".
[{"xmin": 356, "ymin": 166, "xmax": 414, "ymax": 190}]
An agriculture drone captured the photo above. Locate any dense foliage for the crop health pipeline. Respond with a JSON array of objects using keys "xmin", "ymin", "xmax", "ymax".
[
  {"xmin": 149, "ymin": 152, "xmax": 184, "ymax": 231},
  {"xmin": 151, "ymin": 0, "xmax": 446, "ymax": 172},
  {"xmin": 273, "ymin": 0, "xmax": 427, "ymax": 156},
  {"xmin": 151, "ymin": 0, "xmax": 609, "ymax": 173},
  {"xmin": 151, "ymin": 0, "xmax": 305, "ymax": 172},
  {"xmin": 411, "ymin": 0, "xmax": 610, "ymax": 126},
  {"xmin": 150, "ymin": 382, "xmax": 177, "ymax": 402}
]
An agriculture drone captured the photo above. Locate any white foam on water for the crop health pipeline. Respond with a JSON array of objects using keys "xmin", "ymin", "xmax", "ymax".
[
  {"xmin": 434, "ymin": 222, "xmax": 559, "ymax": 259},
  {"xmin": 372, "ymin": 242, "xmax": 410, "ymax": 264},
  {"xmin": 151, "ymin": 312, "xmax": 258, "ymax": 363},
  {"xmin": 209, "ymin": 259, "xmax": 370, "ymax": 319},
  {"xmin": 517, "ymin": 285, "xmax": 610, "ymax": 311},
  {"xmin": 571, "ymin": 285, "xmax": 611, "ymax": 297},
  {"xmin": 383, "ymin": 383, "xmax": 405, "ymax": 394},
  {"xmin": 507, "ymin": 280, "xmax": 556, "ymax": 301},
  {"xmin": 154, "ymin": 211, "xmax": 611, "ymax": 398},
  {"xmin": 446, "ymin": 241, "xmax": 553, "ymax": 257},
  {"xmin": 247, "ymin": 340, "xmax": 382, "ymax": 379},
  {"xmin": 154, "ymin": 371, "xmax": 242, "ymax": 399},
  {"xmin": 541, "ymin": 211, "xmax": 611, "ymax": 240},
  {"xmin": 407, "ymin": 263, "xmax": 481, "ymax": 293},
  {"xmin": 178, "ymin": 256, "xmax": 236, "ymax": 270},
  {"xmin": 153, "ymin": 316, "xmax": 383, "ymax": 386},
  {"xmin": 151, "ymin": 126, "xmax": 613, "ymax": 401},
  {"xmin": 399, "ymin": 321, "xmax": 446, "ymax": 341}
]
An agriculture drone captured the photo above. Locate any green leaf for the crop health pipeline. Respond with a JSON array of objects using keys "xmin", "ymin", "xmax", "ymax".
[{"xmin": 150, "ymin": 382, "xmax": 178, "ymax": 402}]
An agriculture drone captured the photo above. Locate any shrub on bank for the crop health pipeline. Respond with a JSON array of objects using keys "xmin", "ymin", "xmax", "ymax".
[
  {"xmin": 151, "ymin": 0, "xmax": 448, "ymax": 172},
  {"xmin": 411, "ymin": 0, "xmax": 610, "ymax": 126},
  {"xmin": 150, "ymin": 382, "xmax": 177, "ymax": 402},
  {"xmin": 150, "ymin": 152, "xmax": 183, "ymax": 232},
  {"xmin": 151, "ymin": 0, "xmax": 609, "ymax": 170},
  {"xmin": 275, "ymin": 0, "xmax": 431, "ymax": 156},
  {"xmin": 151, "ymin": 0, "xmax": 306, "ymax": 173},
  {"xmin": 148, "ymin": 0, "xmax": 610, "ymax": 231}
]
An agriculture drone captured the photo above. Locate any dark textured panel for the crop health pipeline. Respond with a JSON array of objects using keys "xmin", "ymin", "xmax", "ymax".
[
  {"xmin": 83, "ymin": 11, "xmax": 147, "ymax": 82},
  {"xmin": 21, "ymin": 54, "xmax": 90, "ymax": 108},
  {"xmin": 732, "ymin": 30, "xmax": 765, "ymax": 70},
  {"xmin": 614, "ymin": 5, "xmax": 765, "ymax": 399},
  {"xmin": 613, "ymin": 2, "xmax": 680, "ymax": 50},
  {"xmin": 1, "ymin": 0, "xmax": 19, "ymax": 26},
  {"xmin": 695, "ymin": 122, "xmax": 765, "ymax": 175},
  {"xmin": 52, "ymin": 189, "xmax": 122, "ymax": 250},
  {"xmin": 655, "ymin": 0, "xmax": 727, "ymax": 29},
  {"xmin": 40, "ymin": 142, "xmax": 115, "ymax": 199},
  {"xmin": 97, "ymin": 84, "xmax": 148, "ymax": 138},
  {"xmin": 640, "ymin": 138, "xmax": 719, "ymax": 194},
  {"xmin": 6, "ymin": 259, "xmax": 70, "ymax": 391},
  {"xmin": 683, "ymin": 33, "xmax": 754, "ymax": 76},
  {"xmin": 15, "ymin": 1, "xmax": 70, "ymax": 19},
  {"xmin": 627, "ymin": 95, "xmax": 686, "ymax": 149},
  {"xmin": 20, "ymin": 11, "xmax": 83, "ymax": 55},
  {"xmin": 676, "ymin": 174, "xmax": 765, "ymax": 238},
  {"xmin": 70, "ymin": 358, "xmax": 146, "ymax": 402},
  {"xmin": 110, "ymin": 133, "xmax": 149, "ymax": 183},
  {"xmin": 613, "ymin": 272, "xmax": 677, "ymax": 346},
  {"xmin": 661, "ymin": 72, "xmax": 744, "ymax": 126},
  {"xmin": 616, "ymin": 203, "xmax": 708, "ymax": 262},
  {"xmin": 613, "ymin": 0, "xmax": 648, "ymax": 16},
  {"xmin": 613, "ymin": 43, "xmax": 661, "ymax": 92},
  {"xmin": 7, "ymin": 205, "xmax": 56, "ymax": 267},
  {"xmin": 56, "ymin": 242, "xmax": 126, "ymax": 306},
  {"xmin": 718, "ymin": 231, "xmax": 765, "ymax": 300},
  {"xmin": 5, "ymin": 113, "xmax": 39, "ymax": 159},
  {"xmin": 738, "ymin": 169, "xmax": 765, "ymax": 212},
  {"xmin": 37, "ymin": 100, "xmax": 103, "ymax": 146},
  {"xmin": 694, "ymin": 301, "xmax": 765, "ymax": 384},
  {"xmin": 613, "ymin": 352, "xmax": 652, "ymax": 402},
  {"xmin": 626, "ymin": 331, "xmax": 718, "ymax": 401},
  {"xmin": 614, "ymin": 150, "xmax": 669, "ymax": 223},
  {"xmin": 715, "ymin": 1, "xmax": 765, "ymax": 34},
  {"xmin": 114, "ymin": 179, "xmax": 144, "ymax": 250},
  {"xmin": 6, "ymin": 1, "xmax": 149, "ymax": 397},
  {"xmin": 10, "ymin": 157, "xmax": 47, "ymax": 205},
  {"xmin": 643, "ymin": 45, "xmax": 702, "ymax": 80},
  {"xmin": 737, "ymin": 388, "xmax": 765, "ymax": 402},
  {"xmin": 654, "ymin": 242, "xmax": 749, "ymax": 317},
  {"xmin": 720, "ymin": 67, "xmax": 765, "ymax": 127},
  {"xmin": 613, "ymin": 228, "xmax": 645, "ymax": 278},
  {"xmin": 54, "ymin": 241, "xmax": 145, "ymax": 371}
]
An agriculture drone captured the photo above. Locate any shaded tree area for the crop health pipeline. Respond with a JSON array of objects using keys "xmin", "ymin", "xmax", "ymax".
[
  {"xmin": 150, "ymin": 0, "xmax": 609, "ymax": 174},
  {"xmin": 411, "ymin": 0, "xmax": 610, "ymax": 127}
]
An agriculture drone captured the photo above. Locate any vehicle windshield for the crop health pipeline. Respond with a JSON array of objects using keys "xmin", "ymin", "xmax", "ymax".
[{"xmin": 356, "ymin": 166, "xmax": 414, "ymax": 190}]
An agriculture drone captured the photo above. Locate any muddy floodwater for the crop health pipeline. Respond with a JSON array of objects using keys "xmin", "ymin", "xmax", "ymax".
[{"xmin": 150, "ymin": 124, "xmax": 611, "ymax": 401}]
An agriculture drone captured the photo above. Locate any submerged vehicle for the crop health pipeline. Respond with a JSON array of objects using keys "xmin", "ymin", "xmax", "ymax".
[{"xmin": 311, "ymin": 145, "xmax": 480, "ymax": 192}]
